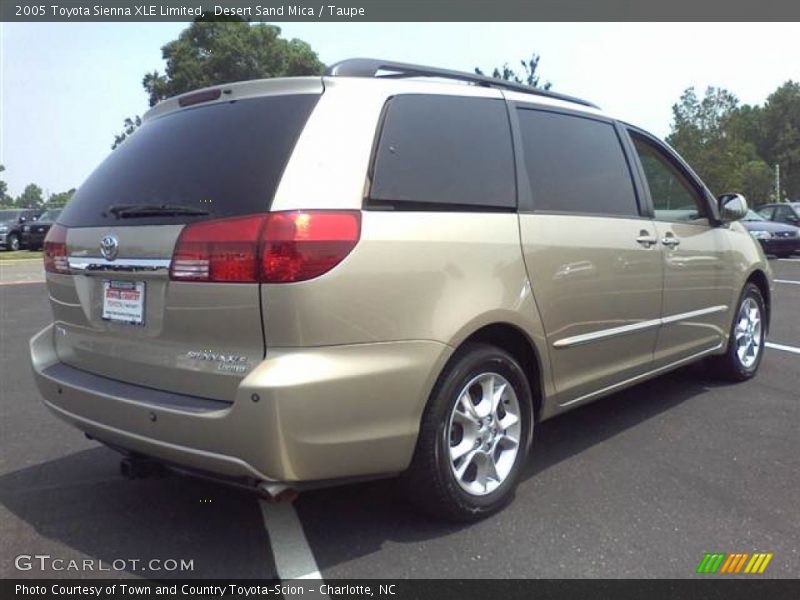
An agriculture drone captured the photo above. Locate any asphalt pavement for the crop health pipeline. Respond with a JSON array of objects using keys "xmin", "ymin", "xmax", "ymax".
[{"xmin": 1, "ymin": 259, "xmax": 798, "ymax": 580}]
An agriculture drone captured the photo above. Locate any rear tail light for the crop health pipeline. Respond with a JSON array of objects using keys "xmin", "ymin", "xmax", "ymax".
[
  {"xmin": 170, "ymin": 211, "xmax": 361, "ymax": 284},
  {"xmin": 261, "ymin": 211, "xmax": 360, "ymax": 283},
  {"xmin": 170, "ymin": 215, "xmax": 265, "ymax": 282},
  {"xmin": 43, "ymin": 224, "xmax": 69, "ymax": 274}
]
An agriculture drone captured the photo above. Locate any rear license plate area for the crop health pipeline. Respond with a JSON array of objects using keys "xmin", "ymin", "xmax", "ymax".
[{"xmin": 102, "ymin": 280, "xmax": 145, "ymax": 325}]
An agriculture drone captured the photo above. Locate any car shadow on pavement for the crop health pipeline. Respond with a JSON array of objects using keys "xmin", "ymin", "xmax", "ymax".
[{"xmin": 0, "ymin": 447, "xmax": 277, "ymax": 579}]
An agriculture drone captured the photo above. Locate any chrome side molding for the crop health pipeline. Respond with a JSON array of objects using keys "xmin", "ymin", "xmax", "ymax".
[{"xmin": 553, "ymin": 305, "xmax": 728, "ymax": 349}]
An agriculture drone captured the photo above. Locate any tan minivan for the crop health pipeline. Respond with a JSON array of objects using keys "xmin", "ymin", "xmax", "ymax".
[{"xmin": 31, "ymin": 59, "xmax": 772, "ymax": 520}]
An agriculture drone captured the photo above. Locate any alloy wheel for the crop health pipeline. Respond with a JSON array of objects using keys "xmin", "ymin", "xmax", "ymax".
[
  {"xmin": 734, "ymin": 297, "xmax": 762, "ymax": 368},
  {"xmin": 447, "ymin": 372, "xmax": 522, "ymax": 496}
]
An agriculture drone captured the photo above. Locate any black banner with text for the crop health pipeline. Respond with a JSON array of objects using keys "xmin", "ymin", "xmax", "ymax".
[
  {"xmin": 5, "ymin": 579, "xmax": 800, "ymax": 600},
  {"xmin": 3, "ymin": 0, "xmax": 800, "ymax": 22}
]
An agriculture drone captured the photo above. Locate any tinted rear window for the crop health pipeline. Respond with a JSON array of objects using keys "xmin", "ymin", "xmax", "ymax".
[
  {"xmin": 369, "ymin": 95, "xmax": 516, "ymax": 210},
  {"xmin": 59, "ymin": 94, "xmax": 319, "ymax": 228},
  {"xmin": 517, "ymin": 109, "xmax": 639, "ymax": 217}
]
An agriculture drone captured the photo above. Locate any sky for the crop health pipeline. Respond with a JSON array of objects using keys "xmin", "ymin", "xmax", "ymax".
[{"xmin": 2, "ymin": 21, "xmax": 799, "ymax": 198}]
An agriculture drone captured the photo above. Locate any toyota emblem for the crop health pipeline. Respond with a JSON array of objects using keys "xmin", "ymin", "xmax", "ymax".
[{"xmin": 100, "ymin": 234, "xmax": 119, "ymax": 261}]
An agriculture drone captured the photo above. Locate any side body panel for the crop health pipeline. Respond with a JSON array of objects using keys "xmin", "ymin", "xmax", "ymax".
[
  {"xmin": 620, "ymin": 126, "xmax": 759, "ymax": 366},
  {"xmin": 518, "ymin": 214, "xmax": 663, "ymax": 405},
  {"xmin": 650, "ymin": 219, "xmax": 734, "ymax": 365}
]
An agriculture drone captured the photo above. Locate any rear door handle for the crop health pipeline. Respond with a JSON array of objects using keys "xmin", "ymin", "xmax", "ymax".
[
  {"xmin": 636, "ymin": 232, "xmax": 658, "ymax": 248},
  {"xmin": 662, "ymin": 236, "xmax": 681, "ymax": 248}
]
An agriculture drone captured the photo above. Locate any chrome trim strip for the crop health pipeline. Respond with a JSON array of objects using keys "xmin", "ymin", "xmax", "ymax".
[
  {"xmin": 553, "ymin": 319, "xmax": 660, "ymax": 348},
  {"xmin": 68, "ymin": 256, "xmax": 171, "ymax": 273},
  {"xmin": 558, "ymin": 342, "xmax": 724, "ymax": 408},
  {"xmin": 553, "ymin": 305, "xmax": 728, "ymax": 349},
  {"xmin": 660, "ymin": 305, "xmax": 728, "ymax": 325}
]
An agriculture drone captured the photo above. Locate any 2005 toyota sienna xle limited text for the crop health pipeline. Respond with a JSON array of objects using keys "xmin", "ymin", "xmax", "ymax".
[{"xmin": 30, "ymin": 59, "xmax": 773, "ymax": 521}]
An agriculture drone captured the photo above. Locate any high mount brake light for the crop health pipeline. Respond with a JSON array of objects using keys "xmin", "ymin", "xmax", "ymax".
[
  {"xmin": 43, "ymin": 224, "xmax": 69, "ymax": 274},
  {"xmin": 170, "ymin": 211, "xmax": 361, "ymax": 284},
  {"xmin": 178, "ymin": 89, "xmax": 222, "ymax": 107}
]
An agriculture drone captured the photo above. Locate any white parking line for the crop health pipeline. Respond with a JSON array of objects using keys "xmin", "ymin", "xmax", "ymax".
[
  {"xmin": 259, "ymin": 500, "xmax": 328, "ymax": 587},
  {"xmin": 777, "ymin": 258, "xmax": 800, "ymax": 262},
  {"xmin": 775, "ymin": 279, "xmax": 800, "ymax": 285},
  {"xmin": 766, "ymin": 342, "xmax": 800, "ymax": 355}
]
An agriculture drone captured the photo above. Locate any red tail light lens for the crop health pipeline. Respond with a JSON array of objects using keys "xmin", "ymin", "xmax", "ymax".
[
  {"xmin": 261, "ymin": 211, "xmax": 361, "ymax": 283},
  {"xmin": 43, "ymin": 224, "xmax": 69, "ymax": 274},
  {"xmin": 169, "ymin": 211, "xmax": 361, "ymax": 284},
  {"xmin": 170, "ymin": 215, "xmax": 265, "ymax": 282}
]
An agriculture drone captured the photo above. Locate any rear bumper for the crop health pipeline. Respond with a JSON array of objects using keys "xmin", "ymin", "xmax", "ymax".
[{"xmin": 31, "ymin": 324, "xmax": 450, "ymax": 485}]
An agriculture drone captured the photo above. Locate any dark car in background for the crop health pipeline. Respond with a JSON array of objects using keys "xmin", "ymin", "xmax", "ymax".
[
  {"xmin": 755, "ymin": 202, "xmax": 800, "ymax": 227},
  {"xmin": 0, "ymin": 208, "xmax": 43, "ymax": 251},
  {"xmin": 742, "ymin": 209, "xmax": 800, "ymax": 258},
  {"xmin": 21, "ymin": 208, "xmax": 62, "ymax": 250}
]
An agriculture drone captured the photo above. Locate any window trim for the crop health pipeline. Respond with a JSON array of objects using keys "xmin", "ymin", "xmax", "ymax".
[
  {"xmin": 510, "ymin": 103, "xmax": 647, "ymax": 220},
  {"xmin": 622, "ymin": 125, "xmax": 720, "ymax": 225},
  {"xmin": 363, "ymin": 93, "xmax": 518, "ymax": 213}
]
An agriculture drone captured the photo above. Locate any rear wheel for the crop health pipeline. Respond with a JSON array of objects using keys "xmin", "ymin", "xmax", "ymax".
[
  {"xmin": 400, "ymin": 343, "xmax": 532, "ymax": 521},
  {"xmin": 6, "ymin": 234, "xmax": 19, "ymax": 251},
  {"xmin": 709, "ymin": 283, "xmax": 766, "ymax": 381}
]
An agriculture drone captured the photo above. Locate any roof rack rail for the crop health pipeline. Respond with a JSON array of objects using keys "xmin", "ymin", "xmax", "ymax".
[{"xmin": 324, "ymin": 58, "xmax": 599, "ymax": 110}]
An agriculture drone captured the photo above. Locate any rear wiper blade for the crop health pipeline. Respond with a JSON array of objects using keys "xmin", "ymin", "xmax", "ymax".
[{"xmin": 107, "ymin": 204, "xmax": 210, "ymax": 218}]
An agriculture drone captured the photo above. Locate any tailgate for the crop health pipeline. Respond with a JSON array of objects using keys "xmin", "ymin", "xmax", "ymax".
[{"xmin": 50, "ymin": 225, "xmax": 263, "ymax": 400}]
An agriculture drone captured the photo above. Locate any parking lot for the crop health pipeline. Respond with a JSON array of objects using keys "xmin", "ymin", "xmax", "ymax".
[{"xmin": 1, "ymin": 259, "xmax": 798, "ymax": 580}]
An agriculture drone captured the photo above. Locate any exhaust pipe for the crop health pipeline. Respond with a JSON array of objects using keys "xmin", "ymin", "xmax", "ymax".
[
  {"xmin": 120, "ymin": 457, "xmax": 167, "ymax": 480},
  {"xmin": 257, "ymin": 481, "xmax": 299, "ymax": 504}
]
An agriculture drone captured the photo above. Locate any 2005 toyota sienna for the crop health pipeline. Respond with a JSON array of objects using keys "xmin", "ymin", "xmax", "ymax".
[{"xmin": 30, "ymin": 59, "xmax": 773, "ymax": 521}]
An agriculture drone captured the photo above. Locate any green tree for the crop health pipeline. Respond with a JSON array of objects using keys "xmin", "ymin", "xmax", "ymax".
[
  {"xmin": 47, "ymin": 188, "xmax": 76, "ymax": 208},
  {"xmin": 475, "ymin": 53, "xmax": 552, "ymax": 89},
  {"xmin": 0, "ymin": 165, "xmax": 12, "ymax": 206},
  {"xmin": 16, "ymin": 183, "xmax": 44, "ymax": 209},
  {"xmin": 113, "ymin": 18, "xmax": 324, "ymax": 149},
  {"xmin": 667, "ymin": 86, "xmax": 772, "ymax": 201},
  {"xmin": 757, "ymin": 81, "xmax": 800, "ymax": 199},
  {"xmin": 112, "ymin": 116, "xmax": 142, "ymax": 150}
]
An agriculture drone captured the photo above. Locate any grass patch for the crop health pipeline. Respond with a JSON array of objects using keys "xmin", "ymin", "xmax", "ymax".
[{"xmin": 0, "ymin": 250, "xmax": 43, "ymax": 261}]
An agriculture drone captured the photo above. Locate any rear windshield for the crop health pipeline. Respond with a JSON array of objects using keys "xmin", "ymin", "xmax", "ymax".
[{"xmin": 59, "ymin": 94, "xmax": 319, "ymax": 227}]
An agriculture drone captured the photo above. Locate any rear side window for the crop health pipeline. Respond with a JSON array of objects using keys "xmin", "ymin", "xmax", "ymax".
[
  {"xmin": 369, "ymin": 95, "xmax": 516, "ymax": 210},
  {"xmin": 516, "ymin": 109, "xmax": 639, "ymax": 217},
  {"xmin": 59, "ymin": 94, "xmax": 319, "ymax": 228}
]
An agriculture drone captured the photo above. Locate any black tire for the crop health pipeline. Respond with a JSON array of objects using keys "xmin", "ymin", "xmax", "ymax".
[
  {"xmin": 7, "ymin": 234, "xmax": 19, "ymax": 251},
  {"xmin": 708, "ymin": 283, "xmax": 766, "ymax": 381},
  {"xmin": 775, "ymin": 252, "xmax": 792, "ymax": 259},
  {"xmin": 400, "ymin": 343, "xmax": 533, "ymax": 522}
]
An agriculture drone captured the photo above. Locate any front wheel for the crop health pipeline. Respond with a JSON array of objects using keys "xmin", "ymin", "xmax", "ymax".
[
  {"xmin": 6, "ymin": 234, "xmax": 20, "ymax": 251},
  {"xmin": 400, "ymin": 343, "xmax": 533, "ymax": 521},
  {"xmin": 709, "ymin": 283, "xmax": 766, "ymax": 381}
]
